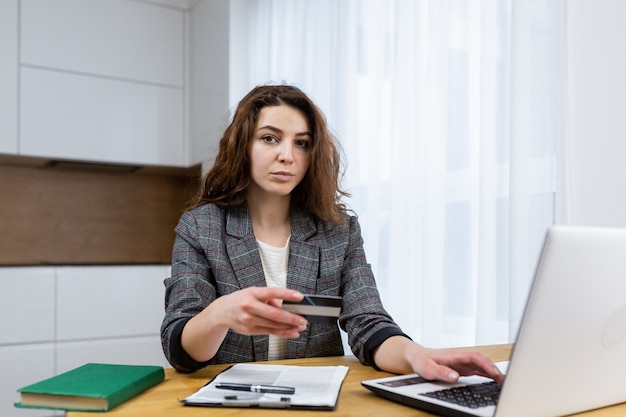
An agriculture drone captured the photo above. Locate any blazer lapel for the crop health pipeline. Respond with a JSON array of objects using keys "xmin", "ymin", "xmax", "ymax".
[
  {"xmin": 224, "ymin": 205, "xmax": 268, "ymax": 360},
  {"xmin": 287, "ymin": 211, "xmax": 320, "ymax": 293},
  {"xmin": 224, "ymin": 204, "xmax": 266, "ymax": 288},
  {"xmin": 287, "ymin": 207, "xmax": 320, "ymax": 358}
]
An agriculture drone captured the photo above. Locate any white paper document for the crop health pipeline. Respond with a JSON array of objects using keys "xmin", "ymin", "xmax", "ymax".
[{"xmin": 182, "ymin": 363, "xmax": 350, "ymax": 409}]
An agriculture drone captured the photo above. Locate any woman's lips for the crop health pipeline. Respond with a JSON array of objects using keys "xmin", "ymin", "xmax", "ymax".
[{"xmin": 271, "ymin": 171, "xmax": 294, "ymax": 181}]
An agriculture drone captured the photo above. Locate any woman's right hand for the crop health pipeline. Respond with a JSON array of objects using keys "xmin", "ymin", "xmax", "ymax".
[
  {"xmin": 209, "ymin": 286, "xmax": 308, "ymax": 338},
  {"xmin": 180, "ymin": 287, "xmax": 308, "ymax": 362}
]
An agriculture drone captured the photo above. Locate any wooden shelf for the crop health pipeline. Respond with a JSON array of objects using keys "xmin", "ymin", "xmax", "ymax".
[{"xmin": 0, "ymin": 157, "xmax": 200, "ymax": 265}]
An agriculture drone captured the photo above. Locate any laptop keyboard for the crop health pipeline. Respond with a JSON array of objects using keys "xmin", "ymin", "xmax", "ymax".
[{"xmin": 422, "ymin": 381, "xmax": 501, "ymax": 409}]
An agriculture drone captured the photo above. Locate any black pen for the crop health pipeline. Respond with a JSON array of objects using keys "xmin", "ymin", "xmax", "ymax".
[{"xmin": 215, "ymin": 382, "xmax": 296, "ymax": 395}]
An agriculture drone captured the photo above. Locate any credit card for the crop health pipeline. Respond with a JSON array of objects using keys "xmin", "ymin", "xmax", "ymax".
[{"xmin": 282, "ymin": 295, "xmax": 342, "ymax": 324}]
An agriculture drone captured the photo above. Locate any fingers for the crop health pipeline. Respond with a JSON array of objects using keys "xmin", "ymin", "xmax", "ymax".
[
  {"xmin": 237, "ymin": 306, "xmax": 307, "ymax": 333},
  {"xmin": 413, "ymin": 357, "xmax": 460, "ymax": 382},
  {"xmin": 449, "ymin": 352, "xmax": 504, "ymax": 384},
  {"xmin": 252, "ymin": 286, "xmax": 304, "ymax": 303},
  {"xmin": 418, "ymin": 350, "xmax": 504, "ymax": 384},
  {"xmin": 243, "ymin": 287, "xmax": 306, "ymax": 324},
  {"xmin": 469, "ymin": 355, "xmax": 504, "ymax": 384}
]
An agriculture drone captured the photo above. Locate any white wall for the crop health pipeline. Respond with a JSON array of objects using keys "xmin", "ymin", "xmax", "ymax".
[{"xmin": 566, "ymin": 0, "xmax": 626, "ymax": 227}]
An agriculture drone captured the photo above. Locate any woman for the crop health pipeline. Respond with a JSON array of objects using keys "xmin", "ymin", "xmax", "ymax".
[{"xmin": 160, "ymin": 85, "xmax": 503, "ymax": 384}]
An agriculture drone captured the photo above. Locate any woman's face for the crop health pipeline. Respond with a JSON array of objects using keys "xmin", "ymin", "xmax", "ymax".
[{"xmin": 247, "ymin": 105, "xmax": 312, "ymax": 200}]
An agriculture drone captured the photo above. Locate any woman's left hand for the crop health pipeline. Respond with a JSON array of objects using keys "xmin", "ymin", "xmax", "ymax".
[
  {"xmin": 411, "ymin": 347, "xmax": 505, "ymax": 384},
  {"xmin": 373, "ymin": 336, "xmax": 505, "ymax": 385}
]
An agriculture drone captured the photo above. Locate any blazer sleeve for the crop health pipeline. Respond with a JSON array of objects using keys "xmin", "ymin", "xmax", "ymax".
[
  {"xmin": 338, "ymin": 215, "xmax": 410, "ymax": 366},
  {"xmin": 160, "ymin": 210, "xmax": 216, "ymax": 372}
]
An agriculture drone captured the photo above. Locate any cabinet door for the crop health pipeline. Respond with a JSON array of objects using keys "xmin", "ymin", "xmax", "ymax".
[
  {"xmin": 20, "ymin": 0, "xmax": 184, "ymax": 86},
  {"xmin": 0, "ymin": 0, "xmax": 18, "ymax": 154},
  {"xmin": 0, "ymin": 267, "xmax": 55, "ymax": 345},
  {"xmin": 20, "ymin": 67, "xmax": 184, "ymax": 166}
]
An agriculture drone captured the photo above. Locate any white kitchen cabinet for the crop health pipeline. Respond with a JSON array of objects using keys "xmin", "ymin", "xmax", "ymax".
[
  {"xmin": 3, "ymin": 0, "xmax": 230, "ymax": 167},
  {"xmin": 18, "ymin": 0, "xmax": 187, "ymax": 166},
  {"xmin": 2, "ymin": 0, "xmax": 228, "ymax": 168}
]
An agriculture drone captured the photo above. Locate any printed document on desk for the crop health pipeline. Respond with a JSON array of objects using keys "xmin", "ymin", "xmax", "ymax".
[{"xmin": 181, "ymin": 363, "xmax": 349, "ymax": 410}]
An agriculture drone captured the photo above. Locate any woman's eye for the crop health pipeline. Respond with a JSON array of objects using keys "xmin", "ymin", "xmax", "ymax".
[
  {"xmin": 295, "ymin": 140, "xmax": 310, "ymax": 149},
  {"xmin": 262, "ymin": 135, "xmax": 277, "ymax": 143}
]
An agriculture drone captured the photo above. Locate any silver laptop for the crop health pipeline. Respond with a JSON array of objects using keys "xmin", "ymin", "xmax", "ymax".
[{"xmin": 362, "ymin": 226, "xmax": 626, "ymax": 417}]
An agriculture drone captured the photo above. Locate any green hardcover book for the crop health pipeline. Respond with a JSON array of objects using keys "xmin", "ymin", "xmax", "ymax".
[{"xmin": 15, "ymin": 363, "xmax": 164, "ymax": 412}]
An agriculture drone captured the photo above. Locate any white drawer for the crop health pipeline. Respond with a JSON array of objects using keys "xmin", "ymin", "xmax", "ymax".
[{"xmin": 56, "ymin": 266, "xmax": 167, "ymax": 341}]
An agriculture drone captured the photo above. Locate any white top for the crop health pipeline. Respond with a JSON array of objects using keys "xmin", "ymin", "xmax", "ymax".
[{"xmin": 257, "ymin": 237, "xmax": 290, "ymax": 360}]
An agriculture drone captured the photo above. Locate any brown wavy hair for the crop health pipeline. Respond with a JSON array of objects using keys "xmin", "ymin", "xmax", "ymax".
[{"xmin": 188, "ymin": 84, "xmax": 350, "ymax": 227}]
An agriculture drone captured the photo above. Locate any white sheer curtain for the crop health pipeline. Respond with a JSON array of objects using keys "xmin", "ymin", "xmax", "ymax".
[{"xmin": 230, "ymin": 0, "xmax": 567, "ymax": 347}]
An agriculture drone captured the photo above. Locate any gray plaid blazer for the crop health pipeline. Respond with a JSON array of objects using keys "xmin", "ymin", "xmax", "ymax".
[{"xmin": 161, "ymin": 203, "xmax": 405, "ymax": 372}]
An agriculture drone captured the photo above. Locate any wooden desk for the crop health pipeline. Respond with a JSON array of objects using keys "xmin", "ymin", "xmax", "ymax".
[{"xmin": 67, "ymin": 344, "xmax": 624, "ymax": 416}]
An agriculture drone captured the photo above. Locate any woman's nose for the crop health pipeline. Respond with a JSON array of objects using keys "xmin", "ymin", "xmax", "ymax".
[{"xmin": 278, "ymin": 142, "xmax": 294, "ymax": 163}]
